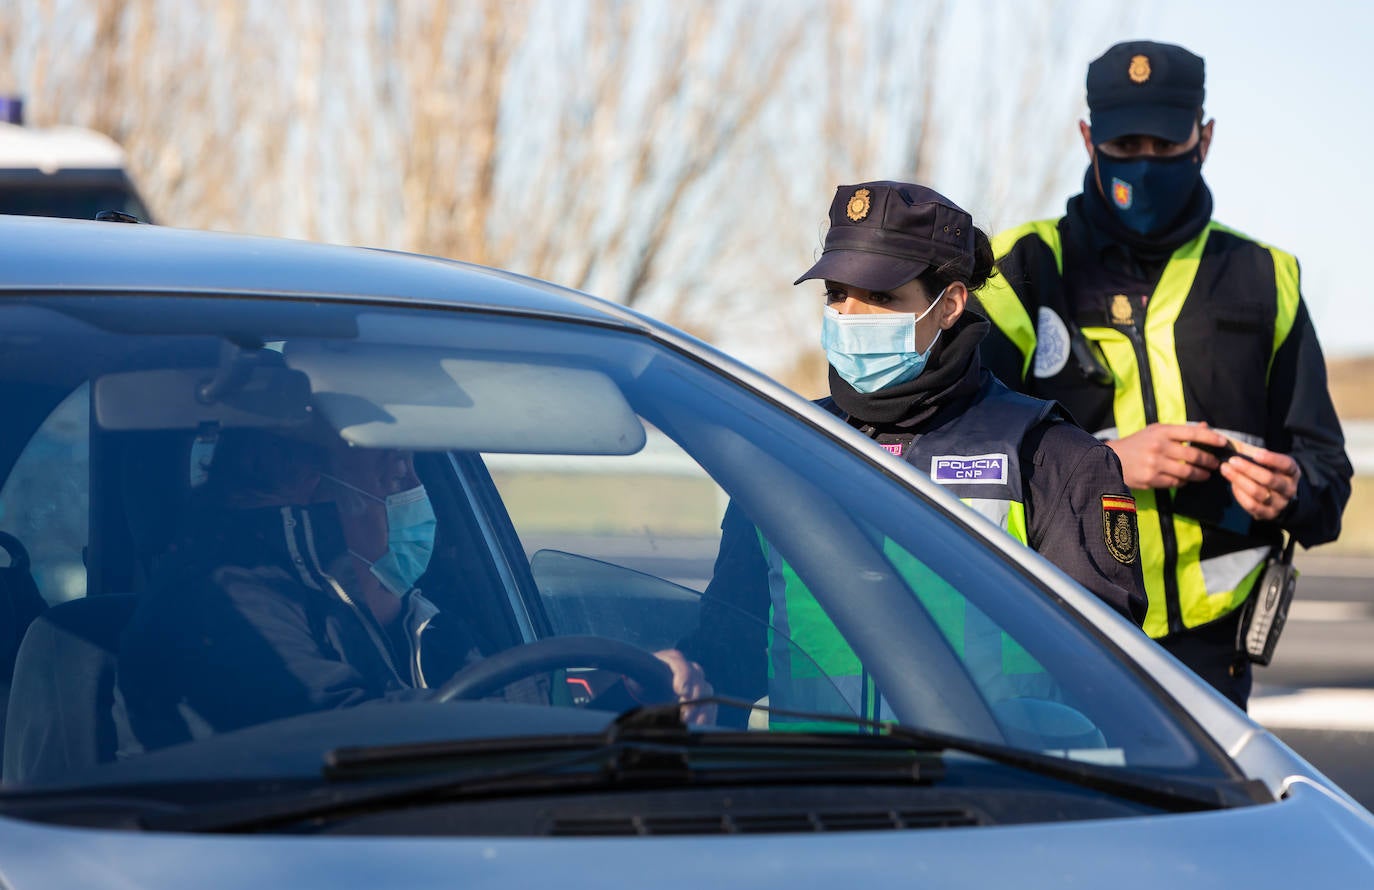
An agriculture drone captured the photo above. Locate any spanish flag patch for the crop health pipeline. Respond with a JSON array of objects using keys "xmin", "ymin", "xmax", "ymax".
[{"xmin": 1101, "ymin": 494, "xmax": 1138, "ymax": 565}]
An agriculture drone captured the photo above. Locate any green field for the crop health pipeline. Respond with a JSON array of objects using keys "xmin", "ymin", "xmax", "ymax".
[
  {"xmin": 489, "ymin": 353, "xmax": 1374, "ymax": 555},
  {"xmin": 1313, "ymin": 475, "xmax": 1374, "ymax": 557},
  {"xmin": 490, "ymin": 471, "xmax": 726, "ymax": 538},
  {"xmin": 1321, "ymin": 357, "xmax": 1374, "ymax": 555},
  {"xmin": 491, "ymin": 467, "xmax": 1374, "ymax": 558}
]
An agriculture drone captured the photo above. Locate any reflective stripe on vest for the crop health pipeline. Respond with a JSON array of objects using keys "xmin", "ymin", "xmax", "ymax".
[
  {"xmin": 989, "ymin": 220, "xmax": 1301, "ymax": 637},
  {"xmin": 985, "ymin": 221, "xmax": 1063, "ymax": 382},
  {"xmin": 758, "ymin": 497, "xmax": 1049, "ymax": 726},
  {"xmin": 964, "ymin": 497, "xmax": 1030, "ymax": 547},
  {"xmin": 1209, "ymin": 222, "xmax": 1302, "ymax": 383},
  {"xmin": 760, "ymin": 535, "xmax": 884, "ymax": 728}
]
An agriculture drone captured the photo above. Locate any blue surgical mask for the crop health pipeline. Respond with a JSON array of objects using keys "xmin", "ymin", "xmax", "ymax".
[
  {"xmin": 324, "ymin": 476, "xmax": 437, "ymax": 597},
  {"xmin": 1094, "ymin": 146, "xmax": 1202, "ymax": 236},
  {"xmin": 821, "ymin": 290, "xmax": 945, "ymax": 394}
]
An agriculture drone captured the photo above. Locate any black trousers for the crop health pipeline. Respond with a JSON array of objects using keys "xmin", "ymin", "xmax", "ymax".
[{"xmin": 1157, "ymin": 608, "xmax": 1253, "ymax": 711}]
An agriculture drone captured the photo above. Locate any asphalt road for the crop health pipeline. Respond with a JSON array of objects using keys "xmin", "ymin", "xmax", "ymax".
[
  {"xmin": 1250, "ymin": 555, "xmax": 1374, "ymax": 809},
  {"xmin": 1260, "ymin": 556, "xmax": 1374, "ymax": 688}
]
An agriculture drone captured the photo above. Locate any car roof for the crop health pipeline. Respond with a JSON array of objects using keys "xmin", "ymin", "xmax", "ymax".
[{"xmin": 0, "ymin": 214, "xmax": 649, "ymax": 329}]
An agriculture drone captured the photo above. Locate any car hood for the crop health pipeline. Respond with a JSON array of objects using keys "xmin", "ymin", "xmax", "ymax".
[{"xmin": 0, "ymin": 782, "xmax": 1368, "ymax": 888}]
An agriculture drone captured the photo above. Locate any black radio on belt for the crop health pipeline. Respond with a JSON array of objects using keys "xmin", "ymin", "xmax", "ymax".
[{"xmin": 1237, "ymin": 535, "xmax": 1298, "ymax": 666}]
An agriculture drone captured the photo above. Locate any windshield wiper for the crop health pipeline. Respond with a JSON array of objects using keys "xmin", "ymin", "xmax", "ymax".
[
  {"xmin": 142, "ymin": 696, "xmax": 1267, "ymax": 833},
  {"xmin": 325, "ymin": 698, "xmax": 941, "ymax": 775},
  {"xmin": 684, "ymin": 698, "xmax": 1271, "ymax": 814},
  {"xmin": 141, "ymin": 701, "xmax": 946, "ymax": 833},
  {"xmin": 328, "ymin": 698, "xmax": 1267, "ymax": 813}
]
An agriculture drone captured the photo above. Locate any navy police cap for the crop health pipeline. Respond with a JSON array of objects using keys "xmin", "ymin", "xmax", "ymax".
[
  {"xmin": 1087, "ymin": 40, "xmax": 1205, "ymax": 144},
  {"xmin": 794, "ymin": 181, "xmax": 974, "ymax": 292}
]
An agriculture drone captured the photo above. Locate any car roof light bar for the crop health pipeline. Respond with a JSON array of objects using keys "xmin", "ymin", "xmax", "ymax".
[{"xmin": 0, "ymin": 96, "xmax": 23, "ymax": 125}]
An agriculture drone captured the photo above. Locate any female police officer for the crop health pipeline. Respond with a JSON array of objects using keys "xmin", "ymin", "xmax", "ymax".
[{"xmin": 681, "ymin": 181, "xmax": 1145, "ymax": 724}]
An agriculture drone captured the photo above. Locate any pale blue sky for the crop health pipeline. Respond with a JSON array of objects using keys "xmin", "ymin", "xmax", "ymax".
[{"xmin": 1112, "ymin": 0, "xmax": 1371, "ymax": 357}]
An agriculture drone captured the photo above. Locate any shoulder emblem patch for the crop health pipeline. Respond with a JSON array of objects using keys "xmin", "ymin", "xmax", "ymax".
[
  {"xmin": 1032, "ymin": 306, "xmax": 1070, "ymax": 378},
  {"xmin": 1101, "ymin": 494, "xmax": 1138, "ymax": 565}
]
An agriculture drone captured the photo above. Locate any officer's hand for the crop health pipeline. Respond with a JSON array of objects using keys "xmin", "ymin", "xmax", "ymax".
[
  {"xmin": 650, "ymin": 648, "xmax": 716, "ymax": 726},
  {"xmin": 1106, "ymin": 422, "xmax": 1229, "ymax": 489},
  {"xmin": 1218, "ymin": 442, "xmax": 1301, "ymax": 521}
]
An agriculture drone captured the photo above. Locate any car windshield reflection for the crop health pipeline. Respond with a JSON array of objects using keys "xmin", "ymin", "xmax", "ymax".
[{"xmin": 0, "ymin": 294, "xmax": 1232, "ymax": 810}]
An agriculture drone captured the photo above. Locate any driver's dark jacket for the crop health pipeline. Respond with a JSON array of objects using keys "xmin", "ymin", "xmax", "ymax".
[{"xmin": 114, "ymin": 503, "xmax": 477, "ymax": 754}]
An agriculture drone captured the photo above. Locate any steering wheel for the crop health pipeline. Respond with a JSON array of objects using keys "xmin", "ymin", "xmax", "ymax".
[
  {"xmin": 431, "ymin": 635, "xmax": 677, "ymax": 704},
  {"xmin": 0, "ymin": 532, "xmax": 30, "ymax": 571}
]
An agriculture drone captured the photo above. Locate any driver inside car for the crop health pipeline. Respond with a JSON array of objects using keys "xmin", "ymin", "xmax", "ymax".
[{"xmin": 114, "ymin": 427, "xmax": 711, "ymax": 755}]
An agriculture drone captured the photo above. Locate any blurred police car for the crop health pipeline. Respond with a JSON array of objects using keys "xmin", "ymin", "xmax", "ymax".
[
  {"xmin": 0, "ymin": 214, "xmax": 1369, "ymax": 888},
  {"xmin": 0, "ymin": 97, "xmax": 152, "ymax": 221}
]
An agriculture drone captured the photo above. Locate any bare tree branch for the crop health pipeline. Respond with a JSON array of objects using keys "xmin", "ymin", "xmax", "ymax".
[
  {"xmin": 2, "ymin": 0, "xmax": 1131, "ymax": 391},
  {"xmin": 909, "ymin": 0, "xmax": 948, "ymax": 183},
  {"xmin": 621, "ymin": 11, "xmax": 807, "ymax": 306}
]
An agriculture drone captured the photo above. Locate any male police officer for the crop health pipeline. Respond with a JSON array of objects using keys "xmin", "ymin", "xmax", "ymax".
[{"xmin": 975, "ymin": 40, "xmax": 1352, "ymax": 709}]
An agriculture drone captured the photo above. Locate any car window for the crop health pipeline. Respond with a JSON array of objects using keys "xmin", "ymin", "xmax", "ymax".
[
  {"xmin": 486, "ymin": 427, "xmax": 725, "ymax": 633},
  {"xmin": 0, "ymin": 294, "xmax": 1236, "ymax": 802},
  {"xmin": 0, "ymin": 382, "xmax": 89, "ymax": 604}
]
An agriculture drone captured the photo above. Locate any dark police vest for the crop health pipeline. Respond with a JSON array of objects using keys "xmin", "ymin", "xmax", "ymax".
[
  {"xmin": 760, "ymin": 377, "xmax": 1056, "ymax": 726},
  {"xmin": 979, "ymin": 219, "xmax": 1299, "ymax": 639}
]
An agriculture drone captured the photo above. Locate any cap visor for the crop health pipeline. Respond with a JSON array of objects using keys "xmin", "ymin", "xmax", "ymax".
[
  {"xmin": 793, "ymin": 250, "xmax": 930, "ymax": 291},
  {"xmin": 1091, "ymin": 104, "xmax": 1195, "ymax": 144}
]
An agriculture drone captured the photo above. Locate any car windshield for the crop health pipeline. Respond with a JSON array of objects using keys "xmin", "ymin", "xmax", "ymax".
[{"xmin": 0, "ymin": 293, "xmax": 1235, "ymax": 807}]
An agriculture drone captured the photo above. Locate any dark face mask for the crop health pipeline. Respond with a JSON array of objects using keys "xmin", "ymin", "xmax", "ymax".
[{"xmin": 1094, "ymin": 146, "xmax": 1203, "ymax": 237}]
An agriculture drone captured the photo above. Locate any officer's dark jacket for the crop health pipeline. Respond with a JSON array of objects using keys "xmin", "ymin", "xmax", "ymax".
[
  {"xmin": 114, "ymin": 502, "xmax": 475, "ymax": 753},
  {"xmin": 682, "ymin": 313, "xmax": 1147, "ymax": 714},
  {"xmin": 975, "ymin": 184, "xmax": 1353, "ymax": 639}
]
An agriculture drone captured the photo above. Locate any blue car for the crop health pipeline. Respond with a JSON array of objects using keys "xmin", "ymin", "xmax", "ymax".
[{"xmin": 0, "ymin": 215, "xmax": 1369, "ymax": 887}]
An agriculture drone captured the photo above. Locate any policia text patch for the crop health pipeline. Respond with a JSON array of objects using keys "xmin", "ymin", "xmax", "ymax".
[{"xmin": 1101, "ymin": 494, "xmax": 1139, "ymax": 565}]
